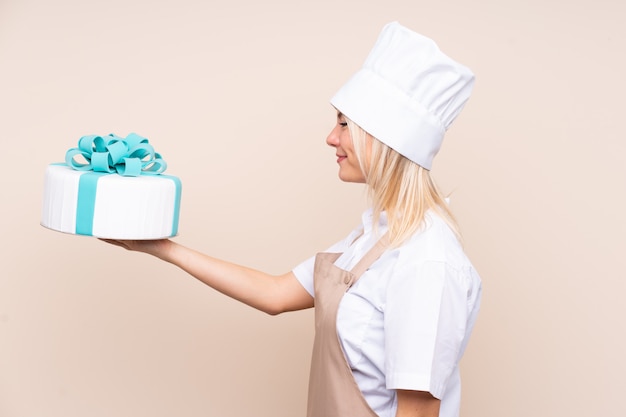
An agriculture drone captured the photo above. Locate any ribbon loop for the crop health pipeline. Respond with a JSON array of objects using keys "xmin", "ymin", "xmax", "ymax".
[
  {"xmin": 65, "ymin": 133, "xmax": 168, "ymax": 176},
  {"xmin": 91, "ymin": 152, "xmax": 115, "ymax": 173}
]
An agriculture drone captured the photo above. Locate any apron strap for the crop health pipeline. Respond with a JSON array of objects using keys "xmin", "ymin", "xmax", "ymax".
[{"xmin": 349, "ymin": 232, "xmax": 390, "ymax": 279}]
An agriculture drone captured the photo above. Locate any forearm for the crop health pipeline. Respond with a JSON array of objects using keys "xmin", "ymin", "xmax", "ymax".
[
  {"xmin": 162, "ymin": 241, "xmax": 274, "ymax": 312},
  {"xmin": 147, "ymin": 240, "xmax": 312, "ymax": 315}
]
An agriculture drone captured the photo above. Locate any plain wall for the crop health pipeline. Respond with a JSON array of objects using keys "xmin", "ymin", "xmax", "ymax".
[{"xmin": 1, "ymin": 0, "xmax": 625, "ymax": 416}]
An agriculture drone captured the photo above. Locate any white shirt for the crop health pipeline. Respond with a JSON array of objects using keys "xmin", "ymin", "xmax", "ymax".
[{"xmin": 293, "ymin": 209, "xmax": 482, "ymax": 417}]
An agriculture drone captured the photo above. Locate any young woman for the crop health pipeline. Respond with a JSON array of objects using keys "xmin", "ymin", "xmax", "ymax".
[{"xmin": 105, "ymin": 22, "xmax": 482, "ymax": 417}]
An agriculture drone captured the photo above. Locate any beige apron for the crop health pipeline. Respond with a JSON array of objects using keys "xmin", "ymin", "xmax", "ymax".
[{"xmin": 306, "ymin": 237, "xmax": 388, "ymax": 417}]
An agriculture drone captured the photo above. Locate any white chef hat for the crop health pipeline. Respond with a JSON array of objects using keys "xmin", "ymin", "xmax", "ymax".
[{"xmin": 330, "ymin": 21, "xmax": 475, "ymax": 170}]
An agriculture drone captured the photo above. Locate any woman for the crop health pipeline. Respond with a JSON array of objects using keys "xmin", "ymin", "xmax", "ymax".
[{"xmin": 105, "ymin": 22, "xmax": 482, "ymax": 417}]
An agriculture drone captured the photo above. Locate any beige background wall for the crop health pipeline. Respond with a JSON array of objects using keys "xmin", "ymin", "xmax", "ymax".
[{"xmin": 1, "ymin": 0, "xmax": 624, "ymax": 416}]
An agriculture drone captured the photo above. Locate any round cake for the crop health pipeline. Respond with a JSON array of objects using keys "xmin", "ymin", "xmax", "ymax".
[{"xmin": 41, "ymin": 133, "xmax": 182, "ymax": 240}]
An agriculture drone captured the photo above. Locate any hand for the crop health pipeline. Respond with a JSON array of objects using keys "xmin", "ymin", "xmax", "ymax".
[{"xmin": 99, "ymin": 238, "xmax": 172, "ymax": 259}]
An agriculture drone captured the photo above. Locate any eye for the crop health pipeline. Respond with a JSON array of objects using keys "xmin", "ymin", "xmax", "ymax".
[{"xmin": 336, "ymin": 112, "xmax": 348, "ymax": 127}]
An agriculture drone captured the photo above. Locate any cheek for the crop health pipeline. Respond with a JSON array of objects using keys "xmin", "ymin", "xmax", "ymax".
[{"xmin": 340, "ymin": 133, "xmax": 355, "ymax": 152}]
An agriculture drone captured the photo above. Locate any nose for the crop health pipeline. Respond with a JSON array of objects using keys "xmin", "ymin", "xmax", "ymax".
[{"xmin": 326, "ymin": 125, "xmax": 340, "ymax": 147}]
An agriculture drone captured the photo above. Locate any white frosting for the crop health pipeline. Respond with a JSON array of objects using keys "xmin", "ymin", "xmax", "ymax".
[{"xmin": 41, "ymin": 164, "xmax": 181, "ymax": 239}]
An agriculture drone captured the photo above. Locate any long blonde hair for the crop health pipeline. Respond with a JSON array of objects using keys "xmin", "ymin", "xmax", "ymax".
[{"xmin": 347, "ymin": 118, "xmax": 461, "ymax": 247}]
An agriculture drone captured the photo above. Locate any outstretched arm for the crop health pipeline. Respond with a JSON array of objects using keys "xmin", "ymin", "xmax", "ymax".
[
  {"xmin": 102, "ymin": 239, "xmax": 314, "ymax": 315},
  {"xmin": 396, "ymin": 390, "xmax": 441, "ymax": 417}
]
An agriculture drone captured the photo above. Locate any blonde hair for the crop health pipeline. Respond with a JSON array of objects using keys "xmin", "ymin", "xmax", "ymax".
[{"xmin": 347, "ymin": 117, "xmax": 461, "ymax": 247}]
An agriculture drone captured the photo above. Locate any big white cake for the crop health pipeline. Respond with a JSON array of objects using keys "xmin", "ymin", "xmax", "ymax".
[{"xmin": 41, "ymin": 133, "xmax": 182, "ymax": 239}]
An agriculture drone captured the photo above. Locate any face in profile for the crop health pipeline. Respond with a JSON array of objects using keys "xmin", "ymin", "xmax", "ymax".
[{"xmin": 326, "ymin": 112, "xmax": 370, "ymax": 183}]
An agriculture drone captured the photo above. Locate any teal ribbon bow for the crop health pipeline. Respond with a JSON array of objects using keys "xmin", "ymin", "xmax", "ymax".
[{"xmin": 65, "ymin": 133, "xmax": 167, "ymax": 176}]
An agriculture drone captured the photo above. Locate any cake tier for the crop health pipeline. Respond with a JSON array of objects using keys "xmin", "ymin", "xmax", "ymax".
[{"xmin": 41, "ymin": 164, "xmax": 181, "ymax": 239}]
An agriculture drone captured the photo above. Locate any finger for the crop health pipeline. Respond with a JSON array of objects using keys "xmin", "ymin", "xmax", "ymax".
[{"xmin": 99, "ymin": 238, "xmax": 130, "ymax": 249}]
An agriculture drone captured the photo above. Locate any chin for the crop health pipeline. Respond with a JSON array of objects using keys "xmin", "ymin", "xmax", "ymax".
[{"xmin": 338, "ymin": 172, "xmax": 366, "ymax": 184}]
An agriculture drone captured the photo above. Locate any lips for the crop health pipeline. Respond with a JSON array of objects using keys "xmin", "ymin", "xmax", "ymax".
[{"xmin": 336, "ymin": 155, "xmax": 347, "ymax": 163}]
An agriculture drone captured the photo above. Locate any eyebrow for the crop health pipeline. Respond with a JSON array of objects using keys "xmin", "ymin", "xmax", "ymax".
[{"xmin": 336, "ymin": 111, "xmax": 344, "ymax": 118}]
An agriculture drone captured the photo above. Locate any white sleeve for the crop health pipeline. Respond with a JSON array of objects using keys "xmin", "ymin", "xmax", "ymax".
[
  {"xmin": 291, "ymin": 229, "xmax": 361, "ymax": 297},
  {"xmin": 384, "ymin": 260, "xmax": 475, "ymax": 399}
]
